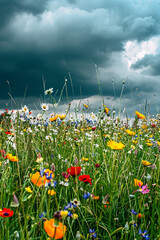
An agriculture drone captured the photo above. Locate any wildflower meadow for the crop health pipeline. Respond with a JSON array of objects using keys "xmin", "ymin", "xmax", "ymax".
[{"xmin": 0, "ymin": 93, "xmax": 160, "ymax": 239}]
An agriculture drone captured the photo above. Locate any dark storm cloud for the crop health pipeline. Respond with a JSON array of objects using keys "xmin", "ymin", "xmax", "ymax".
[
  {"xmin": 0, "ymin": 0, "xmax": 160, "ymax": 102},
  {"xmin": 131, "ymin": 54, "xmax": 160, "ymax": 76},
  {"xmin": 0, "ymin": 0, "xmax": 49, "ymax": 28}
]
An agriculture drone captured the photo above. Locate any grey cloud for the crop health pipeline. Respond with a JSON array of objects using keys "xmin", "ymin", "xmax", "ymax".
[
  {"xmin": 131, "ymin": 54, "xmax": 160, "ymax": 75},
  {"xmin": 0, "ymin": 0, "xmax": 160, "ymax": 105}
]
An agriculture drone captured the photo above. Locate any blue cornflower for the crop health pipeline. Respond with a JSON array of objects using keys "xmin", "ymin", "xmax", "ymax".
[
  {"xmin": 39, "ymin": 211, "xmax": 46, "ymax": 218},
  {"xmin": 83, "ymin": 192, "xmax": 90, "ymax": 199},
  {"xmin": 131, "ymin": 210, "xmax": 137, "ymax": 215},
  {"xmin": 139, "ymin": 229, "xmax": 149, "ymax": 239},
  {"xmin": 45, "ymin": 172, "xmax": 53, "ymax": 180},
  {"xmin": 67, "ymin": 211, "xmax": 72, "ymax": 217},
  {"xmin": 64, "ymin": 202, "xmax": 76, "ymax": 210},
  {"xmin": 40, "ymin": 168, "xmax": 46, "ymax": 177},
  {"xmin": 89, "ymin": 229, "xmax": 97, "ymax": 238}
]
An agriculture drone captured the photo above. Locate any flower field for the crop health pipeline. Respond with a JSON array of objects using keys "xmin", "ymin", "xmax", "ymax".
[{"xmin": 0, "ymin": 105, "xmax": 160, "ymax": 239}]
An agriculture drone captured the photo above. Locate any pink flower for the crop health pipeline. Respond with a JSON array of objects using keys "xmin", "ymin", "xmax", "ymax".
[{"xmin": 133, "ymin": 184, "xmax": 150, "ymax": 194}]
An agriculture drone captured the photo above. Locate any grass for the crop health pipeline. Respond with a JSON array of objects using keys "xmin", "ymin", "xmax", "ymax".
[{"xmin": 0, "ymin": 106, "xmax": 160, "ymax": 240}]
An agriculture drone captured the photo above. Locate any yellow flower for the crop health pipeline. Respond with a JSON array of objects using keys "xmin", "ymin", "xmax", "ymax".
[
  {"xmin": 142, "ymin": 160, "xmax": 151, "ymax": 166},
  {"xmin": 126, "ymin": 130, "xmax": 136, "ymax": 136},
  {"xmin": 84, "ymin": 104, "xmax": 89, "ymax": 108},
  {"xmin": 157, "ymin": 141, "xmax": 160, "ymax": 146},
  {"xmin": 72, "ymin": 213, "xmax": 78, "ymax": 219},
  {"xmin": 104, "ymin": 107, "xmax": 109, "ymax": 114},
  {"xmin": 147, "ymin": 143, "xmax": 153, "ymax": 146},
  {"xmin": 61, "ymin": 211, "xmax": 68, "ymax": 219},
  {"xmin": 6, "ymin": 153, "xmax": 18, "ymax": 162},
  {"xmin": 49, "ymin": 115, "xmax": 59, "ymax": 122},
  {"xmin": 36, "ymin": 157, "xmax": 43, "ymax": 163},
  {"xmin": 48, "ymin": 190, "xmax": 56, "ymax": 196},
  {"xmin": 142, "ymin": 125, "xmax": 147, "ymax": 129},
  {"xmin": 132, "ymin": 140, "xmax": 137, "ymax": 144},
  {"xmin": 59, "ymin": 114, "xmax": 66, "ymax": 120},
  {"xmin": 25, "ymin": 186, "xmax": 33, "ymax": 193},
  {"xmin": 134, "ymin": 179, "xmax": 143, "ymax": 187},
  {"xmin": 107, "ymin": 140, "xmax": 125, "ymax": 150},
  {"xmin": 131, "ymin": 145, "xmax": 135, "ymax": 150},
  {"xmin": 82, "ymin": 157, "xmax": 89, "ymax": 162},
  {"xmin": 135, "ymin": 111, "xmax": 145, "ymax": 119},
  {"xmin": 0, "ymin": 162, "xmax": 1, "ymax": 166}
]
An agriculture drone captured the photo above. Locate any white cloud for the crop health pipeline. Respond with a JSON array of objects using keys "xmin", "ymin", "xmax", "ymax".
[{"xmin": 123, "ymin": 36, "xmax": 160, "ymax": 69}]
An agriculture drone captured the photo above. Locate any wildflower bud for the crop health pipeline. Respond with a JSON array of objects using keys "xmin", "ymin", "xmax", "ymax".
[
  {"xmin": 72, "ymin": 213, "xmax": 78, "ymax": 219},
  {"xmin": 76, "ymin": 231, "xmax": 81, "ymax": 239},
  {"xmin": 53, "ymin": 211, "xmax": 62, "ymax": 226},
  {"xmin": 95, "ymin": 164, "xmax": 100, "ymax": 168},
  {"xmin": 74, "ymin": 157, "xmax": 78, "ymax": 165},
  {"xmin": 51, "ymin": 163, "xmax": 55, "ymax": 172},
  {"xmin": 61, "ymin": 210, "xmax": 68, "ymax": 220},
  {"xmin": 14, "ymin": 231, "xmax": 20, "ymax": 238}
]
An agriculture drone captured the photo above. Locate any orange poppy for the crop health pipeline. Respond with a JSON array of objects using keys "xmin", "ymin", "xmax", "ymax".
[
  {"xmin": 44, "ymin": 219, "xmax": 66, "ymax": 239},
  {"xmin": 6, "ymin": 153, "xmax": 18, "ymax": 162},
  {"xmin": 31, "ymin": 172, "xmax": 49, "ymax": 187}
]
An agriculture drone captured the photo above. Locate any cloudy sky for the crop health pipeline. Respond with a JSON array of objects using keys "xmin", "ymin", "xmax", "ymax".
[{"xmin": 0, "ymin": 0, "xmax": 160, "ymax": 114}]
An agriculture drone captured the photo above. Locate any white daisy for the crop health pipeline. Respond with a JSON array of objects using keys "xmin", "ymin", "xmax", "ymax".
[
  {"xmin": 41, "ymin": 103, "xmax": 49, "ymax": 111},
  {"xmin": 22, "ymin": 105, "xmax": 29, "ymax": 113},
  {"xmin": 44, "ymin": 88, "xmax": 53, "ymax": 95}
]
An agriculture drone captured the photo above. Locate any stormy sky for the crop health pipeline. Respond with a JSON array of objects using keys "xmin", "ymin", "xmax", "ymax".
[{"xmin": 0, "ymin": 0, "xmax": 160, "ymax": 113}]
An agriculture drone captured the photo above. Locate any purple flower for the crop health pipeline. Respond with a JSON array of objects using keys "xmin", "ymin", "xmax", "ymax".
[{"xmin": 61, "ymin": 172, "xmax": 70, "ymax": 179}]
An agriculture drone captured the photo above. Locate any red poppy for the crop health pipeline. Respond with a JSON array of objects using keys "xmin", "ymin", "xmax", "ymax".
[
  {"xmin": 78, "ymin": 175, "xmax": 92, "ymax": 185},
  {"xmin": 0, "ymin": 208, "xmax": 14, "ymax": 217},
  {"xmin": 67, "ymin": 166, "xmax": 81, "ymax": 176},
  {"xmin": 5, "ymin": 131, "xmax": 11, "ymax": 135}
]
